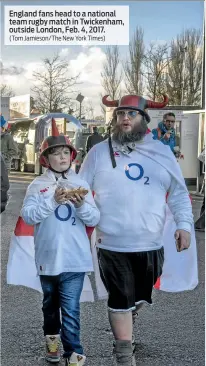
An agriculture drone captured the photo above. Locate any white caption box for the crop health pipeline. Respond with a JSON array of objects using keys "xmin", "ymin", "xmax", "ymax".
[{"xmin": 4, "ymin": 5, "xmax": 129, "ymax": 46}]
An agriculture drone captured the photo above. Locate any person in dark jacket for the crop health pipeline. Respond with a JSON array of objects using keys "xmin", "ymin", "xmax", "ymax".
[
  {"xmin": 1, "ymin": 115, "xmax": 18, "ymax": 171},
  {"xmin": 85, "ymin": 126, "xmax": 104, "ymax": 153},
  {"xmin": 103, "ymin": 126, "xmax": 111, "ymax": 140},
  {"xmin": 1, "ymin": 154, "xmax": 10, "ymax": 213},
  {"xmin": 195, "ymin": 148, "xmax": 205, "ymax": 232}
]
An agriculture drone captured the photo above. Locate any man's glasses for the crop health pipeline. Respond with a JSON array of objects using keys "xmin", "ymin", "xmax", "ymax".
[
  {"xmin": 165, "ymin": 120, "xmax": 175, "ymax": 123},
  {"xmin": 116, "ymin": 110, "xmax": 139, "ymax": 119}
]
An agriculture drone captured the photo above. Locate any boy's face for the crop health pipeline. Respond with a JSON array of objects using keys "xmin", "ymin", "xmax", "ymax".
[{"xmin": 47, "ymin": 146, "xmax": 71, "ymax": 172}]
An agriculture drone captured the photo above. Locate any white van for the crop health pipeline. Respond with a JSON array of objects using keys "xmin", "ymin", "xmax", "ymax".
[{"xmin": 10, "ymin": 119, "xmax": 36, "ymax": 172}]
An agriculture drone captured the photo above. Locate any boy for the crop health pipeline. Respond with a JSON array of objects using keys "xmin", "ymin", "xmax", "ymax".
[{"xmin": 21, "ymin": 119, "xmax": 100, "ymax": 366}]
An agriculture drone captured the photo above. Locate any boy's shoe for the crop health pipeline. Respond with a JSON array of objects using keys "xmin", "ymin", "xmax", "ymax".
[
  {"xmin": 65, "ymin": 352, "xmax": 86, "ymax": 366},
  {"xmin": 45, "ymin": 334, "xmax": 61, "ymax": 363}
]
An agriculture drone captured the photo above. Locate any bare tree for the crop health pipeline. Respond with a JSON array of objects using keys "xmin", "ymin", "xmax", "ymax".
[
  {"xmin": 100, "ymin": 93, "xmax": 107, "ymax": 116},
  {"xmin": 143, "ymin": 43, "xmax": 169, "ymax": 100},
  {"xmin": 94, "ymin": 115, "xmax": 104, "ymax": 122},
  {"xmin": 0, "ymin": 84, "xmax": 15, "ymax": 97},
  {"xmin": 166, "ymin": 28, "xmax": 202, "ymax": 106},
  {"xmin": 101, "ymin": 46, "xmax": 122, "ymax": 99},
  {"xmin": 124, "ymin": 27, "xmax": 145, "ymax": 94},
  {"xmin": 30, "ymin": 96, "xmax": 37, "ymax": 110},
  {"xmin": 66, "ymin": 102, "xmax": 80, "ymax": 117},
  {"xmin": 32, "ymin": 54, "xmax": 79, "ymax": 113},
  {"xmin": 68, "ymin": 99, "xmax": 93, "ymax": 120},
  {"xmin": 184, "ymin": 29, "xmax": 202, "ymax": 105},
  {"xmin": 101, "ymin": 46, "xmax": 122, "ymax": 114},
  {"xmin": 84, "ymin": 99, "xmax": 95, "ymax": 120}
]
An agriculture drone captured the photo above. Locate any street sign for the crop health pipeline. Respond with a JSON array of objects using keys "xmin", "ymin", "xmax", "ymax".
[{"xmin": 76, "ymin": 94, "xmax": 84, "ymax": 103}]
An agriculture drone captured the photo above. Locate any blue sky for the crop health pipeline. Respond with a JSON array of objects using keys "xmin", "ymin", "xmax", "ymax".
[{"xmin": 1, "ymin": 1, "xmax": 204, "ymax": 114}]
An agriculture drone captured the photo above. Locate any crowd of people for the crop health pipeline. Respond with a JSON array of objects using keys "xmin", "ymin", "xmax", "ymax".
[{"xmin": 1, "ymin": 93, "xmax": 204, "ymax": 366}]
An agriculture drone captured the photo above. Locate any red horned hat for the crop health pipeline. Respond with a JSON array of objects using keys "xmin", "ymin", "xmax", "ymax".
[
  {"xmin": 39, "ymin": 118, "xmax": 77, "ymax": 168},
  {"xmin": 102, "ymin": 94, "xmax": 169, "ymax": 122}
]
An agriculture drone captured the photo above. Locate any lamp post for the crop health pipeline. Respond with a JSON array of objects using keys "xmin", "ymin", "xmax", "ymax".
[{"xmin": 76, "ymin": 93, "xmax": 84, "ymax": 120}]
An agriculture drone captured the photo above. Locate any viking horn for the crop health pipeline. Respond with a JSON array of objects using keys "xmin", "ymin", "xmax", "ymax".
[
  {"xmin": 102, "ymin": 95, "xmax": 119, "ymax": 107},
  {"xmin": 146, "ymin": 95, "xmax": 169, "ymax": 109},
  {"xmin": 51, "ymin": 118, "xmax": 60, "ymax": 137}
]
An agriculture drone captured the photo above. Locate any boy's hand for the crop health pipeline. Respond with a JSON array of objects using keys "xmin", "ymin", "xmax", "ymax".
[
  {"xmin": 54, "ymin": 188, "xmax": 67, "ymax": 204},
  {"xmin": 69, "ymin": 193, "xmax": 85, "ymax": 208}
]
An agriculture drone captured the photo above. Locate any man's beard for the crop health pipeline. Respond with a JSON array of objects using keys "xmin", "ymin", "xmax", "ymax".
[{"xmin": 112, "ymin": 118, "xmax": 148, "ymax": 144}]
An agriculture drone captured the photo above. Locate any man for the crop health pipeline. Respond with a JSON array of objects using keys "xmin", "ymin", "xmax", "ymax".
[
  {"xmin": 85, "ymin": 126, "xmax": 104, "ymax": 153},
  {"xmin": 79, "ymin": 94, "xmax": 193, "ymax": 366},
  {"xmin": 1, "ymin": 153, "xmax": 10, "ymax": 213},
  {"xmin": 1, "ymin": 115, "xmax": 18, "ymax": 171},
  {"xmin": 152, "ymin": 112, "xmax": 178, "ymax": 155},
  {"xmin": 195, "ymin": 148, "xmax": 205, "ymax": 232}
]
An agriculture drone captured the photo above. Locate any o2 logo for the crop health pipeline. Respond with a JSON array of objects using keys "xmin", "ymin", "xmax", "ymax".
[
  {"xmin": 125, "ymin": 163, "xmax": 150, "ymax": 185},
  {"xmin": 55, "ymin": 203, "xmax": 76, "ymax": 224}
]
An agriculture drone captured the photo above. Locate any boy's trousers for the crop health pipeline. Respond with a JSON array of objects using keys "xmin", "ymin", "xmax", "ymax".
[{"xmin": 40, "ymin": 272, "xmax": 85, "ymax": 358}]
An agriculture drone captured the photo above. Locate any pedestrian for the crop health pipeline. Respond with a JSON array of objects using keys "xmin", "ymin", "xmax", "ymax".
[
  {"xmin": 21, "ymin": 118, "xmax": 100, "ymax": 366},
  {"xmin": 152, "ymin": 112, "xmax": 180, "ymax": 156},
  {"xmin": 102, "ymin": 126, "xmax": 110, "ymax": 140},
  {"xmin": 85, "ymin": 126, "xmax": 104, "ymax": 153},
  {"xmin": 1, "ymin": 114, "xmax": 18, "ymax": 172},
  {"xmin": 195, "ymin": 148, "xmax": 205, "ymax": 232},
  {"xmin": 1, "ymin": 153, "xmax": 10, "ymax": 213},
  {"xmin": 79, "ymin": 94, "xmax": 193, "ymax": 366}
]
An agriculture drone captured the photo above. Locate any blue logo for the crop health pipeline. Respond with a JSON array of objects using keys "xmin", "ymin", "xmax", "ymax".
[
  {"xmin": 125, "ymin": 163, "xmax": 144, "ymax": 181},
  {"xmin": 125, "ymin": 163, "xmax": 150, "ymax": 185},
  {"xmin": 55, "ymin": 204, "xmax": 72, "ymax": 222}
]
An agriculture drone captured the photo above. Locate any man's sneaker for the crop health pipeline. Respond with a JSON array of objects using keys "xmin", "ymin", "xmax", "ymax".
[
  {"xmin": 65, "ymin": 352, "xmax": 86, "ymax": 366},
  {"xmin": 45, "ymin": 334, "xmax": 61, "ymax": 363},
  {"xmin": 113, "ymin": 340, "xmax": 134, "ymax": 366}
]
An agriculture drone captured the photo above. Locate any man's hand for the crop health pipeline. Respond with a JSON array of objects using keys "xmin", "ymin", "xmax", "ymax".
[
  {"xmin": 54, "ymin": 187, "xmax": 67, "ymax": 204},
  {"xmin": 69, "ymin": 193, "xmax": 85, "ymax": 208},
  {"xmin": 174, "ymin": 151, "xmax": 181, "ymax": 159},
  {"xmin": 175, "ymin": 230, "xmax": 191, "ymax": 252}
]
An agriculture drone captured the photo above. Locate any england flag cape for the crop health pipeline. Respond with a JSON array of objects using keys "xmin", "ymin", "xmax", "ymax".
[
  {"xmin": 7, "ymin": 215, "xmax": 95, "ymax": 302},
  {"xmin": 6, "ymin": 171, "xmax": 95, "ymax": 302},
  {"xmin": 91, "ymin": 205, "xmax": 198, "ymax": 300},
  {"xmin": 7, "ymin": 138, "xmax": 198, "ymax": 298},
  {"xmin": 6, "ymin": 205, "xmax": 198, "ymax": 299}
]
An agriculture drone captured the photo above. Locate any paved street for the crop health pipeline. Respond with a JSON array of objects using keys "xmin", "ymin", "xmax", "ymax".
[{"xmin": 1, "ymin": 172, "xmax": 205, "ymax": 366}]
